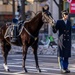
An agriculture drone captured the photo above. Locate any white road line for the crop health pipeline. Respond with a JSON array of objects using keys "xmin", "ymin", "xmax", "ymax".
[
  {"xmin": 14, "ymin": 69, "xmax": 47, "ymax": 74},
  {"xmin": 13, "ymin": 59, "xmax": 35, "ymax": 62},
  {"xmin": 0, "ymin": 68, "xmax": 20, "ymax": 71},
  {"xmin": 0, "ymin": 54, "xmax": 57, "ymax": 58},
  {"xmin": 1, "ymin": 64, "xmax": 75, "ymax": 73},
  {"xmin": 14, "ymin": 72, "xmax": 62, "ymax": 75},
  {"xmin": 0, "ymin": 67, "xmax": 75, "ymax": 74},
  {"xmin": 0, "ymin": 71, "xmax": 63, "ymax": 75}
]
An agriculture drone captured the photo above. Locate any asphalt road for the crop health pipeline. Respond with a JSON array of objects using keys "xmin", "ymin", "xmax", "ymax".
[{"xmin": 0, "ymin": 54, "xmax": 75, "ymax": 75}]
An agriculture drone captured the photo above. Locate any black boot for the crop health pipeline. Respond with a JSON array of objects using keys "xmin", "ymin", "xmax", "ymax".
[
  {"xmin": 11, "ymin": 26, "xmax": 17, "ymax": 42},
  {"xmin": 61, "ymin": 69, "xmax": 70, "ymax": 73}
]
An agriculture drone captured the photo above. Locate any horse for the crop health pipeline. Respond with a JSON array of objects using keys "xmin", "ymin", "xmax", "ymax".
[{"xmin": 0, "ymin": 12, "xmax": 52, "ymax": 72}]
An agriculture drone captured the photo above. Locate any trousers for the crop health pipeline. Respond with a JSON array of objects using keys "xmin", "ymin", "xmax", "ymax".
[{"xmin": 58, "ymin": 57, "xmax": 69, "ymax": 70}]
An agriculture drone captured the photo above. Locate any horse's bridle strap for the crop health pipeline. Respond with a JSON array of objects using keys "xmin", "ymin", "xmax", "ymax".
[{"xmin": 23, "ymin": 26, "xmax": 37, "ymax": 41}]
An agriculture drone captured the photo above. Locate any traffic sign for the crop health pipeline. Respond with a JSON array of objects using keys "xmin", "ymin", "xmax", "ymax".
[{"xmin": 67, "ymin": 0, "xmax": 72, "ymax": 3}]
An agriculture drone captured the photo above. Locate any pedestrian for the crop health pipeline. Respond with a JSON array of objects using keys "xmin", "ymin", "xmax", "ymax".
[
  {"xmin": 41, "ymin": 35, "xmax": 56, "ymax": 48},
  {"xmin": 52, "ymin": 10, "xmax": 71, "ymax": 73}
]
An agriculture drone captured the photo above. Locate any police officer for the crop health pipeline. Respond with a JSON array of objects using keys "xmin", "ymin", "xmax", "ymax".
[{"xmin": 52, "ymin": 10, "xmax": 71, "ymax": 73}]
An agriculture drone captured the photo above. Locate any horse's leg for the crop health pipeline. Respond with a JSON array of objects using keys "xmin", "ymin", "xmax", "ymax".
[
  {"xmin": 1, "ymin": 40, "xmax": 11, "ymax": 72},
  {"xmin": 22, "ymin": 44, "xmax": 28, "ymax": 72},
  {"xmin": 32, "ymin": 44, "xmax": 41, "ymax": 72}
]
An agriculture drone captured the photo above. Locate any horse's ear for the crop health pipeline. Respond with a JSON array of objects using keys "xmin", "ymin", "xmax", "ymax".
[
  {"xmin": 40, "ymin": 12, "xmax": 42, "ymax": 15},
  {"xmin": 37, "ymin": 12, "xmax": 42, "ymax": 16},
  {"xmin": 39, "ymin": 12, "xmax": 42, "ymax": 18}
]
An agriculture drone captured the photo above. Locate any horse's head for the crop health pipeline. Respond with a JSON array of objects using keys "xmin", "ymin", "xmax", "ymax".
[
  {"xmin": 42, "ymin": 12, "xmax": 55, "ymax": 26},
  {"xmin": 35, "ymin": 11, "xmax": 55, "ymax": 26},
  {"xmin": 22, "ymin": 11, "xmax": 55, "ymax": 38}
]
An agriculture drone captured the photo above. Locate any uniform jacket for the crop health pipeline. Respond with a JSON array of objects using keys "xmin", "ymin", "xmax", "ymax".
[{"xmin": 53, "ymin": 19, "xmax": 71, "ymax": 57}]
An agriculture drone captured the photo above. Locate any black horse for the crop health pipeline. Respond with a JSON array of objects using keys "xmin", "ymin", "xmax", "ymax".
[{"xmin": 0, "ymin": 12, "xmax": 51, "ymax": 72}]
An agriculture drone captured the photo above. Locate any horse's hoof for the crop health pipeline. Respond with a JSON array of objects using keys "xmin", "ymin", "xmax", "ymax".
[
  {"xmin": 24, "ymin": 68, "xmax": 28, "ymax": 73},
  {"xmin": 3, "ymin": 64, "xmax": 9, "ymax": 72},
  {"xmin": 38, "ymin": 69, "xmax": 41, "ymax": 72},
  {"xmin": 5, "ymin": 69, "xmax": 10, "ymax": 72},
  {"xmin": 37, "ymin": 68, "xmax": 41, "ymax": 72},
  {"xmin": 6, "ymin": 69, "xmax": 10, "ymax": 72}
]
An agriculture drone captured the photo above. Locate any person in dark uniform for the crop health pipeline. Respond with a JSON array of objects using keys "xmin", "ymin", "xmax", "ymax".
[{"xmin": 52, "ymin": 10, "xmax": 71, "ymax": 73}]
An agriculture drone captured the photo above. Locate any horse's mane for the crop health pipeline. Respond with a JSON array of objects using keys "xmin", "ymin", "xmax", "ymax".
[
  {"xmin": 30, "ymin": 12, "xmax": 42, "ymax": 22},
  {"xmin": 23, "ymin": 12, "xmax": 43, "ymax": 36},
  {"xmin": 25, "ymin": 12, "xmax": 42, "ymax": 25}
]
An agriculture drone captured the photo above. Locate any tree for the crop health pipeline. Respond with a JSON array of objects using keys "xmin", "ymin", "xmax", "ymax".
[
  {"xmin": 12, "ymin": 0, "xmax": 15, "ymax": 18},
  {"xmin": 21, "ymin": 0, "xmax": 25, "ymax": 20},
  {"xmin": 53, "ymin": 0, "xmax": 63, "ymax": 19}
]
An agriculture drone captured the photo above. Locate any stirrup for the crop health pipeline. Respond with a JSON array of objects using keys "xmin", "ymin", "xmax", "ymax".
[{"xmin": 11, "ymin": 37, "xmax": 17, "ymax": 42}]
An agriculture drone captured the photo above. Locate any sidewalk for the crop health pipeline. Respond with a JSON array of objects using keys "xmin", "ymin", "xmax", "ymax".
[
  {"xmin": 2, "ymin": 43, "xmax": 75, "ymax": 56},
  {"xmin": 0, "ymin": 43, "xmax": 75, "ymax": 55}
]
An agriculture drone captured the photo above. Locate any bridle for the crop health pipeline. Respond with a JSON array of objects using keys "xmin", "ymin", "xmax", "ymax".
[
  {"xmin": 23, "ymin": 12, "xmax": 56, "ymax": 41},
  {"xmin": 42, "ymin": 12, "xmax": 56, "ymax": 26}
]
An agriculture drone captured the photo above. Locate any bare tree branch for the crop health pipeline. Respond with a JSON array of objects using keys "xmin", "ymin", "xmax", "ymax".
[{"xmin": 53, "ymin": 0, "xmax": 59, "ymax": 7}]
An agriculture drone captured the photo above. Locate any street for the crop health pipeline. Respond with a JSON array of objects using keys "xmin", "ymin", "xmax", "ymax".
[
  {"xmin": 0, "ymin": 0, "xmax": 75, "ymax": 75},
  {"xmin": 0, "ymin": 54, "xmax": 75, "ymax": 75}
]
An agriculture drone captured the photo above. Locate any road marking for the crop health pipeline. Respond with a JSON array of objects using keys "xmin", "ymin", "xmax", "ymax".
[
  {"xmin": 0, "ymin": 71, "xmax": 63, "ymax": 75},
  {"xmin": 1, "ymin": 64, "xmax": 75, "ymax": 72},
  {"xmin": 0, "ymin": 64, "xmax": 75, "ymax": 74},
  {"xmin": 0, "ymin": 54, "xmax": 57, "ymax": 58},
  {"xmin": 0, "ymin": 68, "xmax": 75, "ymax": 75},
  {"xmin": 0, "ymin": 54, "xmax": 75, "ymax": 75}
]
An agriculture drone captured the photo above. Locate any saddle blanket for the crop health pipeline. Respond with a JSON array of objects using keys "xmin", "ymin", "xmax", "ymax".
[{"xmin": 4, "ymin": 25, "xmax": 23, "ymax": 39}]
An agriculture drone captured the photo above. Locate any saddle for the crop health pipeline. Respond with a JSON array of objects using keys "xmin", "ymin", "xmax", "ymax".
[{"xmin": 4, "ymin": 20, "xmax": 24, "ymax": 39}]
